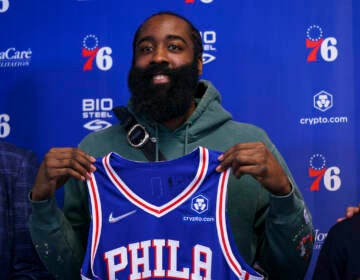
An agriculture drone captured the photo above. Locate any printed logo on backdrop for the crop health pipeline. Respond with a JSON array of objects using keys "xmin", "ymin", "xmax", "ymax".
[
  {"xmin": 0, "ymin": 0, "xmax": 10, "ymax": 13},
  {"xmin": 308, "ymin": 153, "xmax": 342, "ymax": 192},
  {"xmin": 82, "ymin": 98, "xmax": 113, "ymax": 131},
  {"xmin": 314, "ymin": 90, "xmax": 333, "ymax": 112},
  {"xmin": 200, "ymin": 31, "xmax": 217, "ymax": 64},
  {"xmin": 0, "ymin": 48, "xmax": 32, "ymax": 68},
  {"xmin": 299, "ymin": 90, "xmax": 349, "ymax": 126},
  {"xmin": 82, "ymin": 34, "xmax": 113, "ymax": 71},
  {"xmin": 185, "ymin": 0, "xmax": 213, "ymax": 4},
  {"xmin": 306, "ymin": 25, "xmax": 338, "ymax": 62},
  {"xmin": 0, "ymin": 113, "xmax": 10, "ymax": 138},
  {"xmin": 314, "ymin": 228, "xmax": 328, "ymax": 250}
]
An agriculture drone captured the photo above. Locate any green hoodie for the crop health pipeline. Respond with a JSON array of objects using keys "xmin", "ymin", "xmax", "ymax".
[{"xmin": 30, "ymin": 80, "xmax": 313, "ymax": 280}]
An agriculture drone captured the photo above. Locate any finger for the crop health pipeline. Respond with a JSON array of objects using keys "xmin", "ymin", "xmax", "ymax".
[
  {"xmin": 50, "ymin": 147, "xmax": 96, "ymax": 163},
  {"xmin": 48, "ymin": 147, "xmax": 96, "ymax": 164},
  {"xmin": 43, "ymin": 150, "xmax": 96, "ymax": 182},
  {"xmin": 45, "ymin": 157, "xmax": 93, "ymax": 181},
  {"xmin": 217, "ymin": 151, "xmax": 259, "ymax": 173},
  {"xmin": 218, "ymin": 144, "xmax": 255, "ymax": 160},
  {"xmin": 216, "ymin": 152, "xmax": 237, "ymax": 172},
  {"xmin": 236, "ymin": 164, "xmax": 266, "ymax": 178},
  {"xmin": 233, "ymin": 169, "xmax": 244, "ymax": 179},
  {"xmin": 50, "ymin": 166, "xmax": 91, "ymax": 182},
  {"xmin": 345, "ymin": 207, "xmax": 358, "ymax": 218},
  {"xmin": 218, "ymin": 155, "xmax": 258, "ymax": 179},
  {"xmin": 46, "ymin": 148, "xmax": 96, "ymax": 172}
]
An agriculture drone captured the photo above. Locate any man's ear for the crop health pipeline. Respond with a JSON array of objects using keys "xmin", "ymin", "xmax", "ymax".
[{"xmin": 197, "ymin": 56, "xmax": 203, "ymax": 76}]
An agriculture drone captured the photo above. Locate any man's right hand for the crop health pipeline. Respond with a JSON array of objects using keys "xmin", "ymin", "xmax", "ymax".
[{"xmin": 31, "ymin": 147, "xmax": 96, "ymax": 201}]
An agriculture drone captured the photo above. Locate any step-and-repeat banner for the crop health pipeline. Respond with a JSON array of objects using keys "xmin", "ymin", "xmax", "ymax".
[{"xmin": 1, "ymin": 0, "xmax": 359, "ymax": 278}]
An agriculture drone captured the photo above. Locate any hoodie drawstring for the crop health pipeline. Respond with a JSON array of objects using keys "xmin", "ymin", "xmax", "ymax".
[
  {"xmin": 184, "ymin": 123, "xmax": 191, "ymax": 155},
  {"xmin": 155, "ymin": 125, "xmax": 159, "ymax": 161},
  {"xmin": 152, "ymin": 122, "xmax": 191, "ymax": 160}
]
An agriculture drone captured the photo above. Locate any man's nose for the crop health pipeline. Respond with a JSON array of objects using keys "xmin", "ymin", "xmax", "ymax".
[{"xmin": 151, "ymin": 47, "xmax": 168, "ymax": 64}]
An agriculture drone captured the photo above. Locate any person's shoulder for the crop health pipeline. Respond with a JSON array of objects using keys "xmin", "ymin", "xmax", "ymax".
[
  {"xmin": 324, "ymin": 214, "xmax": 360, "ymax": 247},
  {"xmin": 0, "ymin": 141, "xmax": 37, "ymax": 170},
  {"xmin": 231, "ymin": 120, "xmax": 266, "ymax": 131},
  {"xmin": 228, "ymin": 120, "xmax": 269, "ymax": 139},
  {"xmin": 329, "ymin": 213, "xmax": 360, "ymax": 237},
  {"xmin": 0, "ymin": 141, "xmax": 36, "ymax": 160}
]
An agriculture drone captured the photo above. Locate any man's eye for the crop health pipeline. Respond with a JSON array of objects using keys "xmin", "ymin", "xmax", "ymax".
[
  {"xmin": 140, "ymin": 46, "xmax": 153, "ymax": 53},
  {"xmin": 168, "ymin": 44, "xmax": 182, "ymax": 51}
]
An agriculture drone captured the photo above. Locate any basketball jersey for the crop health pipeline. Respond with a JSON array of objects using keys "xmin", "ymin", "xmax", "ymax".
[{"xmin": 81, "ymin": 146, "xmax": 263, "ymax": 280}]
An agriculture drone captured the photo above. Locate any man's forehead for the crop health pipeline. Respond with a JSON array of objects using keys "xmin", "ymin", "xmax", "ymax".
[{"xmin": 137, "ymin": 14, "xmax": 191, "ymax": 42}]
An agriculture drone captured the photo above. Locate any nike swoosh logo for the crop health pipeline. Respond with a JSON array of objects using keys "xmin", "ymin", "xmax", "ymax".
[{"xmin": 108, "ymin": 210, "xmax": 137, "ymax": 223}]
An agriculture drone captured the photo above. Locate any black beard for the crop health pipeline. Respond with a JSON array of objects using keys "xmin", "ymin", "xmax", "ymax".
[{"xmin": 127, "ymin": 61, "xmax": 199, "ymax": 123}]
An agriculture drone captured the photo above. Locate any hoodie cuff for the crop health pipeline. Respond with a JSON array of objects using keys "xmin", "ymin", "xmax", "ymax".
[
  {"xmin": 269, "ymin": 178, "xmax": 302, "ymax": 216},
  {"xmin": 29, "ymin": 192, "xmax": 62, "ymax": 229}
]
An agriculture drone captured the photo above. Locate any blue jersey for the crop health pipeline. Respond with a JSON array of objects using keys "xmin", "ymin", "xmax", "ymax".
[{"xmin": 81, "ymin": 146, "xmax": 263, "ymax": 280}]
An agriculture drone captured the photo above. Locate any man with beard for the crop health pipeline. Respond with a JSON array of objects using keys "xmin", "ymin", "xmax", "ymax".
[
  {"xmin": 129, "ymin": 60, "xmax": 199, "ymax": 125},
  {"xmin": 29, "ymin": 11, "xmax": 313, "ymax": 280}
]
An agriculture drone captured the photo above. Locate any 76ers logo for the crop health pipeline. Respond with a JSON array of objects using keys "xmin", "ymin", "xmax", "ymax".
[
  {"xmin": 0, "ymin": 0, "xmax": 10, "ymax": 13},
  {"xmin": 306, "ymin": 25, "xmax": 338, "ymax": 62},
  {"xmin": 0, "ymin": 113, "xmax": 10, "ymax": 138},
  {"xmin": 308, "ymin": 154, "xmax": 341, "ymax": 192},
  {"xmin": 185, "ymin": 0, "xmax": 213, "ymax": 3},
  {"xmin": 82, "ymin": 34, "xmax": 113, "ymax": 71}
]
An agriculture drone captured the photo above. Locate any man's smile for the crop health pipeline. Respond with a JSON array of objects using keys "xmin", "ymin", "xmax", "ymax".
[{"xmin": 152, "ymin": 74, "xmax": 170, "ymax": 84}]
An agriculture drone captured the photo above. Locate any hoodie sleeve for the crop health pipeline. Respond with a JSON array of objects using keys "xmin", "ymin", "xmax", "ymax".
[
  {"xmin": 29, "ymin": 177, "xmax": 89, "ymax": 280},
  {"xmin": 256, "ymin": 140, "xmax": 314, "ymax": 280}
]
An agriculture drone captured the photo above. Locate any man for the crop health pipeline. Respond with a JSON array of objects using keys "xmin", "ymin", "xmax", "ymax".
[
  {"xmin": 312, "ymin": 205, "xmax": 360, "ymax": 279},
  {"xmin": 312, "ymin": 213, "xmax": 360, "ymax": 279},
  {"xmin": 0, "ymin": 141, "xmax": 53, "ymax": 279},
  {"xmin": 30, "ymin": 11, "xmax": 313, "ymax": 279}
]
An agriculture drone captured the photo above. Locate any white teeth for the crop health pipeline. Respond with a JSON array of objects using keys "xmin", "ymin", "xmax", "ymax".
[{"xmin": 153, "ymin": 75, "xmax": 166, "ymax": 80}]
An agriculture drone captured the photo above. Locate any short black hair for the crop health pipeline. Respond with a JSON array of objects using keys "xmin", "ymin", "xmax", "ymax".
[{"xmin": 131, "ymin": 11, "xmax": 203, "ymax": 64}]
